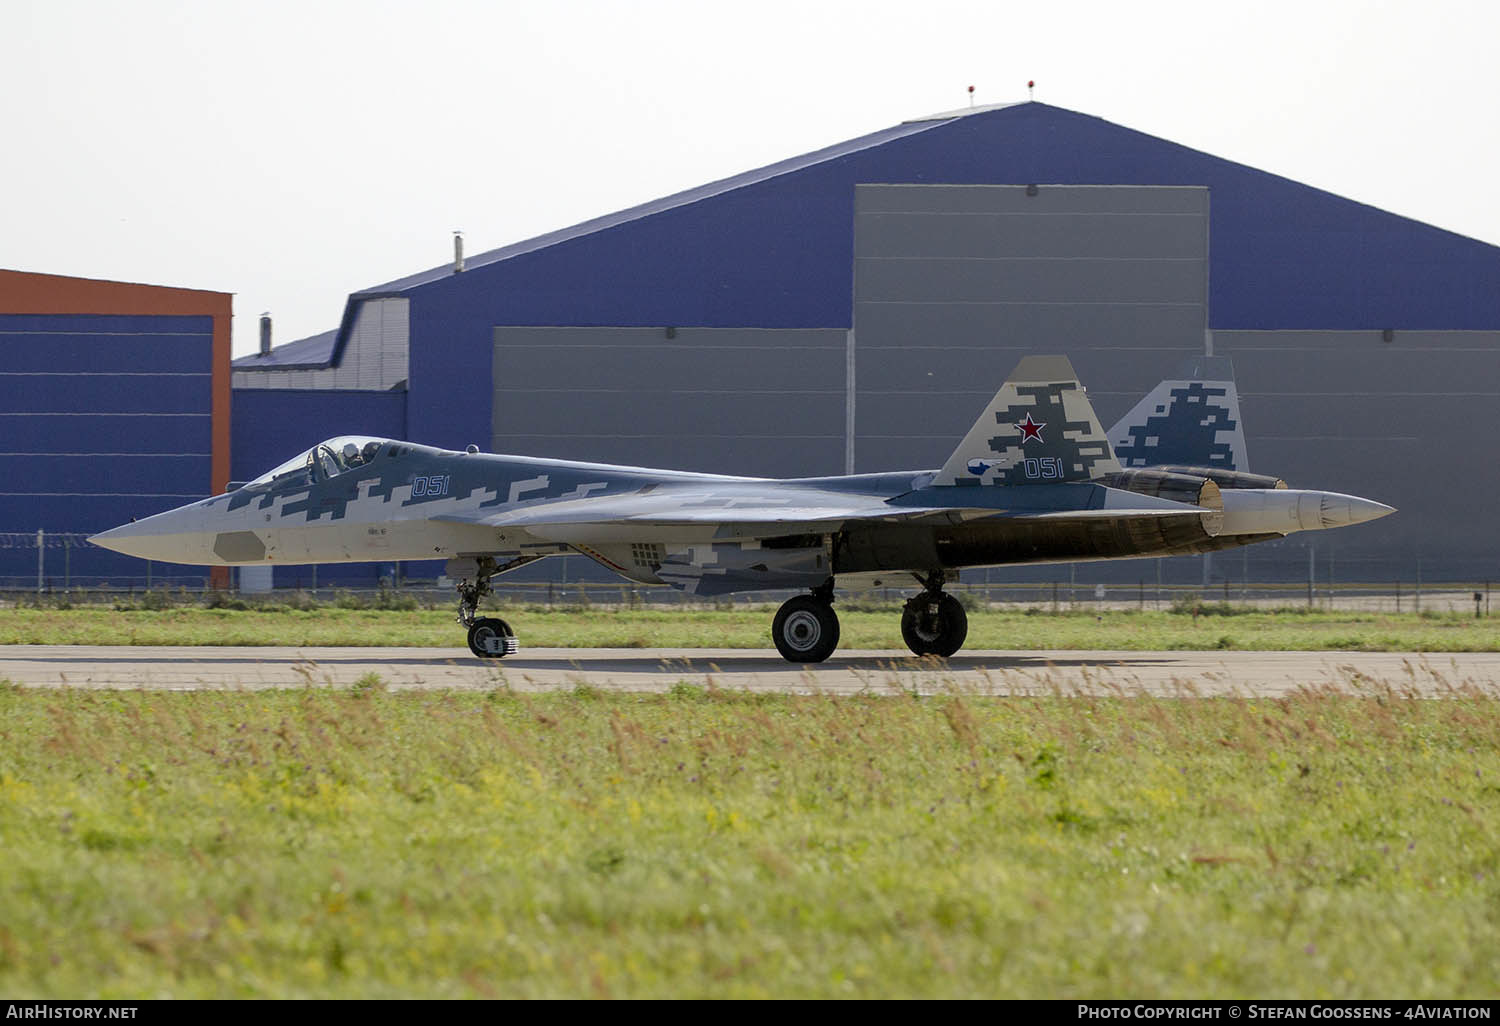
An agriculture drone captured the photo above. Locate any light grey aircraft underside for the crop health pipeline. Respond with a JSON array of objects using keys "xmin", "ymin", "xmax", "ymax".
[{"xmin": 91, "ymin": 356, "xmax": 1394, "ymax": 662}]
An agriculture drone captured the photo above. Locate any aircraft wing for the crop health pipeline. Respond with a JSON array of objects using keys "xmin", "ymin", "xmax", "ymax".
[
  {"xmin": 437, "ymin": 487, "xmax": 924, "ymax": 529},
  {"xmin": 431, "ymin": 483, "xmax": 1214, "ymax": 541}
]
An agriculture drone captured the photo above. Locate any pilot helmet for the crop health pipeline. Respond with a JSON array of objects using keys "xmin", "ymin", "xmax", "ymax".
[{"xmin": 342, "ymin": 443, "xmax": 360, "ymax": 461}]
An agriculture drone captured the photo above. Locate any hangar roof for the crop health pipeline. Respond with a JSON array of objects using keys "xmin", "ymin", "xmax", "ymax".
[
  {"xmin": 242, "ymin": 110, "xmax": 968, "ymax": 370},
  {"xmin": 232, "ymin": 328, "xmax": 337, "ymax": 370},
  {"xmin": 361, "ymin": 115, "xmax": 968, "ymax": 297},
  {"xmin": 246, "ymin": 100, "xmax": 1500, "ymax": 371}
]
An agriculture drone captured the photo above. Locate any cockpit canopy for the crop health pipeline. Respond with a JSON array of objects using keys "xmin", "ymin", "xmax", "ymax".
[{"xmin": 245, "ymin": 436, "xmax": 396, "ymax": 489}]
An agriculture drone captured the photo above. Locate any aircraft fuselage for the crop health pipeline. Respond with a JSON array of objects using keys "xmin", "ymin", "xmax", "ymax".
[
  {"xmin": 91, "ymin": 355, "xmax": 1395, "ymax": 664},
  {"xmin": 93, "ymin": 439, "xmax": 1388, "ymax": 596}
]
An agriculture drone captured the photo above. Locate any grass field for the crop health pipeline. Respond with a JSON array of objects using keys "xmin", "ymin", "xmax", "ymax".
[
  {"xmin": 2, "ymin": 600, "xmax": 1499, "ymax": 651},
  {"xmin": 1, "ymin": 682, "xmax": 1497, "ymax": 998}
]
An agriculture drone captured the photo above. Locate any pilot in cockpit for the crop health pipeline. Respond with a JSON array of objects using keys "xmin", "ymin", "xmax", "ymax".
[
  {"xmin": 244, "ymin": 437, "xmax": 388, "ymax": 492},
  {"xmin": 340, "ymin": 441, "xmax": 383, "ymax": 470}
]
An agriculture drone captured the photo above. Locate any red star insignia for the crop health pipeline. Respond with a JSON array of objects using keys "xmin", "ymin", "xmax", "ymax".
[{"xmin": 1017, "ymin": 413, "xmax": 1046, "ymax": 444}]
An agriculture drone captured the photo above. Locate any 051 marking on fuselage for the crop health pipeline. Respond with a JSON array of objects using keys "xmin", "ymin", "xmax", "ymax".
[{"xmin": 410, "ymin": 475, "xmax": 451, "ymax": 498}]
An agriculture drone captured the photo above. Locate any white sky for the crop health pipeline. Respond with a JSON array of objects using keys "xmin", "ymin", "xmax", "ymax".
[{"xmin": 3, "ymin": 0, "xmax": 1496, "ymax": 358}]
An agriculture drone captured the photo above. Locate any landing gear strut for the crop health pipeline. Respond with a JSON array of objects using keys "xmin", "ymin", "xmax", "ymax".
[
  {"xmin": 901, "ymin": 570, "xmax": 967, "ymax": 658},
  {"xmin": 457, "ymin": 557, "xmax": 517, "ymax": 659},
  {"xmin": 772, "ymin": 579, "xmax": 840, "ymax": 663}
]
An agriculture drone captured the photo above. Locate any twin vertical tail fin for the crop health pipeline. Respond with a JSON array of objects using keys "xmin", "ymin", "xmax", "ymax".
[
  {"xmin": 1106, "ymin": 356, "xmax": 1248, "ymax": 471},
  {"xmin": 931, "ymin": 354, "xmax": 1390, "ymax": 534},
  {"xmin": 936, "ymin": 355, "xmax": 1122, "ymax": 487}
]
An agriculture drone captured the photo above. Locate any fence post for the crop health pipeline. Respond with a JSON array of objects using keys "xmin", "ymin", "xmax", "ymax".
[
  {"xmin": 37, "ymin": 528, "xmax": 44, "ymax": 594},
  {"xmin": 1396, "ymin": 580, "xmax": 1401, "ymax": 614},
  {"xmin": 1307, "ymin": 545, "xmax": 1314, "ymax": 609},
  {"xmin": 64, "ymin": 536, "xmax": 71, "ymax": 594},
  {"xmin": 1415, "ymin": 559, "xmax": 1422, "ymax": 613}
]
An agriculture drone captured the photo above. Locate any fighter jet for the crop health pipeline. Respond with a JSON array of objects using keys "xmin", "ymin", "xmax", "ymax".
[{"xmin": 91, "ymin": 355, "xmax": 1393, "ymax": 663}]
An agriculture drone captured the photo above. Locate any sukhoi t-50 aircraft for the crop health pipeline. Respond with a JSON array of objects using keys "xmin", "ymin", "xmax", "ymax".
[{"xmin": 92, "ymin": 356, "xmax": 1393, "ymax": 663}]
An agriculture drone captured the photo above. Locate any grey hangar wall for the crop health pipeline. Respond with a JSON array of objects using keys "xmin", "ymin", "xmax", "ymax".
[{"xmin": 851, "ymin": 184, "xmax": 1209, "ymax": 474}]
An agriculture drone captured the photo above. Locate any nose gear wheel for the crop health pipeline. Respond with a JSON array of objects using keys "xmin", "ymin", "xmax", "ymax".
[{"xmin": 468, "ymin": 617, "xmax": 518, "ymax": 659}]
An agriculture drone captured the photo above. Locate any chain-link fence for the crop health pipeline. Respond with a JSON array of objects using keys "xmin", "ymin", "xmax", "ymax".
[
  {"xmin": 0, "ymin": 530, "xmax": 1492, "ymax": 615},
  {"xmin": 4, "ymin": 577, "xmax": 1490, "ymax": 616},
  {"xmin": 0, "ymin": 531, "xmax": 212, "ymax": 593},
  {"xmin": 432, "ymin": 579, "xmax": 1496, "ymax": 615}
]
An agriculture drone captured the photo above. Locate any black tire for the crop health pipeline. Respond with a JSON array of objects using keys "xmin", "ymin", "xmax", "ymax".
[
  {"xmin": 467, "ymin": 617, "xmax": 514, "ymax": 659},
  {"xmin": 771, "ymin": 595, "xmax": 840, "ymax": 663},
  {"xmin": 901, "ymin": 593, "xmax": 968, "ymax": 658}
]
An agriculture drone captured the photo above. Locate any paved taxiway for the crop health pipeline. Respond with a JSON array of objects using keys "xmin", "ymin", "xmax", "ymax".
[{"xmin": 3, "ymin": 645, "xmax": 1498, "ymax": 696}]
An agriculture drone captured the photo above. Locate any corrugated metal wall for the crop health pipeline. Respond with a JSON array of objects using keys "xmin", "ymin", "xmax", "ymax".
[
  {"xmin": 1217, "ymin": 329, "xmax": 1500, "ymax": 581},
  {"xmin": 491, "ymin": 327, "xmax": 847, "ymax": 476},
  {"xmin": 852, "ymin": 184, "xmax": 1209, "ymax": 472},
  {"xmin": 0, "ymin": 312, "xmax": 215, "ymax": 586}
]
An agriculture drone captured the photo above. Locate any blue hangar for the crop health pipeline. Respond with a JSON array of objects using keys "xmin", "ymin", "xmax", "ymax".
[
  {"xmin": 0, "ymin": 271, "xmax": 232, "ymax": 590},
  {"xmin": 225, "ymin": 100, "xmax": 1499, "ymax": 588}
]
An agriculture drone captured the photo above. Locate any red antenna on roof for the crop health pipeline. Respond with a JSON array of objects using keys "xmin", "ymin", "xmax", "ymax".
[
  {"xmin": 1028, "ymin": 80, "xmax": 1035, "ymax": 101},
  {"xmin": 967, "ymin": 84, "xmax": 975, "ymax": 108}
]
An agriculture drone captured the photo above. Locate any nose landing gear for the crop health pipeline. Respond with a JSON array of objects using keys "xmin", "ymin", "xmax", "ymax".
[{"xmin": 457, "ymin": 557, "xmax": 518, "ymax": 659}]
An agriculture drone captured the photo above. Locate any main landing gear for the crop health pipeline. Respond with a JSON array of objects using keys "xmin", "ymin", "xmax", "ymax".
[
  {"xmin": 457, "ymin": 557, "xmax": 517, "ymax": 659},
  {"xmin": 770, "ymin": 572, "xmax": 969, "ymax": 663},
  {"xmin": 900, "ymin": 571, "xmax": 968, "ymax": 658},
  {"xmin": 771, "ymin": 580, "xmax": 840, "ymax": 663}
]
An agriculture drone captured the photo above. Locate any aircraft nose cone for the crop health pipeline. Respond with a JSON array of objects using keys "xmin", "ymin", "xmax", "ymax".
[
  {"xmin": 1319, "ymin": 493, "xmax": 1396, "ymax": 529},
  {"xmin": 89, "ymin": 503, "xmax": 218, "ymax": 563},
  {"xmin": 88, "ymin": 521, "xmax": 178, "ymax": 561},
  {"xmin": 88, "ymin": 522, "xmax": 145, "ymax": 557},
  {"xmin": 1347, "ymin": 497, "xmax": 1397, "ymax": 525}
]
